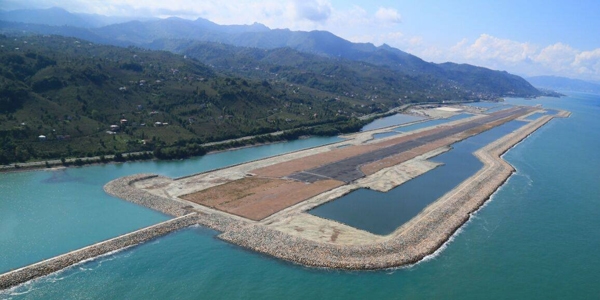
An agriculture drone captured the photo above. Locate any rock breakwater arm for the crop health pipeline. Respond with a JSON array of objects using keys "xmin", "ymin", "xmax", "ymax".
[
  {"xmin": 0, "ymin": 214, "xmax": 198, "ymax": 290},
  {"xmin": 218, "ymin": 113, "xmax": 557, "ymax": 269},
  {"xmin": 104, "ymin": 174, "xmax": 191, "ymax": 217}
]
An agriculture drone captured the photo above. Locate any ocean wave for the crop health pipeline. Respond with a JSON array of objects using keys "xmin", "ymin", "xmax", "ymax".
[
  {"xmin": 76, "ymin": 245, "xmax": 135, "ymax": 271},
  {"xmin": 0, "ymin": 277, "xmax": 38, "ymax": 298},
  {"xmin": 420, "ymin": 225, "xmax": 465, "ymax": 264},
  {"xmin": 1, "ymin": 244, "xmax": 138, "ymax": 293},
  {"xmin": 387, "ymin": 172, "xmax": 512, "ymax": 271}
]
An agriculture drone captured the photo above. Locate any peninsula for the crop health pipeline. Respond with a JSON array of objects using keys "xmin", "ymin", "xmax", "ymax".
[{"xmin": 0, "ymin": 104, "xmax": 570, "ymax": 289}]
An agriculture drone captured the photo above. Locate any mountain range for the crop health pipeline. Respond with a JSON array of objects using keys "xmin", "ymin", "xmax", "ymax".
[
  {"xmin": 0, "ymin": 7, "xmax": 542, "ymax": 99},
  {"xmin": 527, "ymin": 76, "xmax": 600, "ymax": 94},
  {"xmin": 0, "ymin": 7, "xmax": 156, "ymax": 28},
  {"xmin": 0, "ymin": 7, "xmax": 557, "ymax": 165}
]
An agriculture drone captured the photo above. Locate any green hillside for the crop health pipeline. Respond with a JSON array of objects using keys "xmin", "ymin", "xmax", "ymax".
[
  {"xmin": 1, "ymin": 15, "xmax": 543, "ymax": 100},
  {"xmin": 0, "ymin": 35, "xmax": 369, "ymax": 164},
  {"xmin": 155, "ymin": 41, "xmax": 471, "ymax": 105}
]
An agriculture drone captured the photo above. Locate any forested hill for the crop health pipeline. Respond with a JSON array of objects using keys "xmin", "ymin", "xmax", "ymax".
[
  {"xmin": 0, "ymin": 8, "xmax": 549, "ymax": 165},
  {"xmin": 151, "ymin": 40, "xmax": 474, "ymax": 104},
  {"xmin": 0, "ymin": 35, "xmax": 372, "ymax": 164},
  {"xmin": 0, "ymin": 10, "xmax": 542, "ymax": 98}
]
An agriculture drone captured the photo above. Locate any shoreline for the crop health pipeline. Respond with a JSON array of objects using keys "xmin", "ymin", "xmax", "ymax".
[
  {"xmin": 0, "ymin": 99, "xmax": 510, "ymax": 174},
  {"xmin": 103, "ymin": 108, "xmax": 565, "ymax": 269},
  {"xmin": 0, "ymin": 107, "xmax": 568, "ymax": 290}
]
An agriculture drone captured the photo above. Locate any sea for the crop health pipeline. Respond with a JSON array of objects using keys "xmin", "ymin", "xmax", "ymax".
[{"xmin": 1, "ymin": 92, "xmax": 599, "ymax": 299}]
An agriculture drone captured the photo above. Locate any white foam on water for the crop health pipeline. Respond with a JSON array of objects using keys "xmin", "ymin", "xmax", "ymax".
[
  {"xmin": 1, "ymin": 276, "xmax": 38, "ymax": 297},
  {"xmin": 389, "ymin": 170, "xmax": 512, "ymax": 271},
  {"xmin": 0, "ymin": 243, "xmax": 139, "ymax": 294}
]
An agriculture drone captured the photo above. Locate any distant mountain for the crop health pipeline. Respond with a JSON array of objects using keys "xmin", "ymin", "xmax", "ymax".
[
  {"xmin": 527, "ymin": 76, "xmax": 600, "ymax": 94},
  {"xmin": 0, "ymin": 35, "xmax": 372, "ymax": 164},
  {"xmin": 0, "ymin": 7, "xmax": 543, "ymax": 99},
  {"xmin": 103, "ymin": 18, "xmax": 541, "ymax": 97},
  {"xmin": 0, "ymin": 7, "xmax": 91, "ymax": 27},
  {"xmin": 155, "ymin": 40, "xmax": 466, "ymax": 103},
  {"xmin": 0, "ymin": 7, "xmax": 155, "ymax": 28}
]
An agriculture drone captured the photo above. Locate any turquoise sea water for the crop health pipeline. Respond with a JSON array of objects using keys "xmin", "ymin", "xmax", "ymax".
[
  {"xmin": 0, "ymin": 136, "xmax": 341, "ymax": 273},
  {"xmin": 310, "ymin": 120, "xmax": 526, "ymax": 235},
  {"xmin": 2, "ymin": 93, "xmax": 600, "ymax": 299},
  {"xmin": 360, "ymin": 113, "xmax": 425, "ymax": 131}
]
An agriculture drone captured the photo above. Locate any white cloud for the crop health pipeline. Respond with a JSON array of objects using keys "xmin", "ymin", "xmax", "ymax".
[
  {"xmin": 292, "ymin": 0, "xmax": 332, "ymax": 22},
  {"xmin": 375, "ymin": 7, "xmax": 402, "ymax": 24},
  {"xmin": 415, "ymin": 34, "xmax": 600, "ymax": 81},
  {"xmin": 532, "ymin": 43, "xmax": 577, "ymax": 72},
  {"xmin": 573, "ymin": 48, "xmax": 600, "ymax": 77},
  {"xmin": 455, "ymin": 34, "xmax": 538, "ymax": 64}
]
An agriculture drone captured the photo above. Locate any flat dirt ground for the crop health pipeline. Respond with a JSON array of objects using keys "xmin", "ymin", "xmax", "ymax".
[
  {"xmin": 251, "ymin": 143, "xmax": 380, "ymax": 178},
  {"xmin": 252, "ymin": 121, "xmax": 465, "ymax": 178},
  {"xmin": 180, "ymin": 177, "xmax": 344, "ymax": 220},
  {"xmin": 179, "ymin": 107, "xmax": 532, "ymax": 222}
]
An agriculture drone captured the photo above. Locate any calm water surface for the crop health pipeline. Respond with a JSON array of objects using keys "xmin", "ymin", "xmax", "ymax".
[
  {"xmin": 0, "ymin": 136, "xmax": 341, "ymax": 273},
  {"xmin": 2, "ymin": 93, "xmax": 599, "ymax": 299},
  {"xmin": 310, "ymin": 120, "xmax": 526, "ymax": 235}
]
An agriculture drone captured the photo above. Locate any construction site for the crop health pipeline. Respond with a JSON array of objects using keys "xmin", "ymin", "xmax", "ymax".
[
  {"xmin": 1, "ymin": 103, "xmax": 572, "ymax": 289},
  {"xmin": 107, "ymin": 104, "xmax": 570, "ymax": 267}
]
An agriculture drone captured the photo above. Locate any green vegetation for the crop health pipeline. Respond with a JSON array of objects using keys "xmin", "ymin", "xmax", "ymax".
[
  {"xmin": 0, "ymin": 33, "xmax": 543, "ymax": 165},
  {"xmin": 0, "ymin": 35, "xmax": 374, "ymax": 164},
  {"xmin": 162, "ymin": 42, "xmax": 471, "ymax": 105}
]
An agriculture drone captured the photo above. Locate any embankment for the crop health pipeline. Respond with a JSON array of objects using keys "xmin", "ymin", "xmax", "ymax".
[
  {"xmin": 0, "ymin": 214, "xmax": 198, "ymax": 290},
  {"xmin": 104, "ymin": 174, "xmax": 191, "ymax": 217},
  {"xmin": 218, "ymin": 115, "xmax": 556, "ymax": 269}
]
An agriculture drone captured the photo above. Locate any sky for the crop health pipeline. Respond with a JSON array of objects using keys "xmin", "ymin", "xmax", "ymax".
[{"xmin": 4, "ymin": 0, "xmax": 600, "ymax": 82}]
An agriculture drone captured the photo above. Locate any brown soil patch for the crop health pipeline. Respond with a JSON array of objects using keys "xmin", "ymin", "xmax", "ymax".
[
  {"xmin": 359, "ymin": 114, "xmax": 523, "ymax": 176},
  {"xmin": 180, "ymin": 177, "xmax": 344, "ymax": 220},
  {"xmin": 252, "ymin": 122, "xmax": 463, "ymax": 178},
  {"xmin": 375, "ymin": 125, "xmax": 453, "ymax": 148},
  {"xmin": 251, "ymin": 144, "xmax": 379, "ymax": 177}
]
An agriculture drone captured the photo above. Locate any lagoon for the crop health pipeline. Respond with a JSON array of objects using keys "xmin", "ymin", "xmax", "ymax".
[{"xmin": 310, "ymin": 120, "xmax": 526, "ymax": 235}]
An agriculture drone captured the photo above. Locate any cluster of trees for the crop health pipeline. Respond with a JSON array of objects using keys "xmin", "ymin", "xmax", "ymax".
[
  {"xmin": 148, "ymin": 118, "xmax": 368, "ymax": 160},
  {"xmin": 0, "ymin": 35, "xmax": 385, "ymax": 165},
  {"xmin": 0, "ymin": 34, "xmax": 471, "ymax": 167}
]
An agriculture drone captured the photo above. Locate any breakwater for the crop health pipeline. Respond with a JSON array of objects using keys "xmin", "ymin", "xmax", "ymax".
[
  {"xmin": 104, "ymin": 174, "xmax": 191, "ymax": 217},
  {"xmin": 104, "ymin": 174, "xmax": 250, "ymax": 233},
  {"xmin": 1, "ymin": 108, "xmax": 566, "ymax": 291},
  {"xmin": 218, "ymin": 114, "xmax": 558, "ymax": 269},
  {"xmin": 0, "ymin": 214, "xmax": 198, "ymax": 290}
]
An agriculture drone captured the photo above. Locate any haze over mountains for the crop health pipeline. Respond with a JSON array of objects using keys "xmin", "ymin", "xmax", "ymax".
[
  {"xmin": 1, "ymin": 7, "xmax": 542, "ymax": 98},
  {"xmin": 527, "ymin": 76, "xmax": 600, "ymax": 94},
  {"xmin": 0, "ymin": 7, "xmax": 156, "ymax": 28}
]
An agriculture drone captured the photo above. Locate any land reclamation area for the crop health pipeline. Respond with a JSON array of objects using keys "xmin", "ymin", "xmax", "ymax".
[{"xmin": 0, "ymin": 104, "xmax": 571, "ymax": 289}]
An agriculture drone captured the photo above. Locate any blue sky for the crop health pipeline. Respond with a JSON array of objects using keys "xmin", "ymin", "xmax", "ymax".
[
  {"xmin": 332, "ymin": 0, "xmax": 599, "ymax": 50},
  {"xmin": 5, "ymin": 0, "xmax": 600, "ymax": 81}
]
